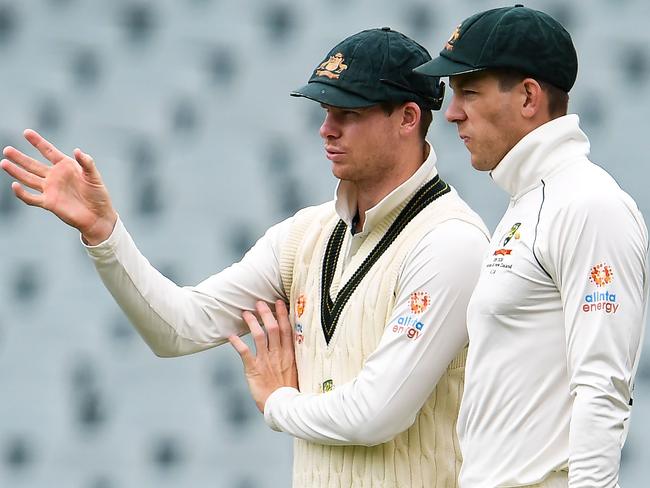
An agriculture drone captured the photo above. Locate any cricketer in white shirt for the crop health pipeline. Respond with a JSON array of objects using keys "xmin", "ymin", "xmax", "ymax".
[{"xmin": 458, "ymin": 114, "xmax": 648, "ymax": 487}]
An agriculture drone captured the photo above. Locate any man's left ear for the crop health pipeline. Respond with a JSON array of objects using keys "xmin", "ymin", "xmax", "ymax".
[{"xmin": 521, "ymin": 78, "xmax": 543, "ymax": 119}]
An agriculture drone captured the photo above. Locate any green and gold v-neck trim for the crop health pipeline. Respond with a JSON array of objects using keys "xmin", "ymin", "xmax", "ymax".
[{"xmin": 320, "ymin": 175, "xmax": 450, "ymax": 344}]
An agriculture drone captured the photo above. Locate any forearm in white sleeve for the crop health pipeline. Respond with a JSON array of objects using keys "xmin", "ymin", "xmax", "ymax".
[
  {"xmin": 549, "ymin": 195, "xmax": 648, "ymax": 487},
  {"xmin": 263, "ymin": 221, "xmax": 488, "ymax": 445},
  {"xmin": 85, "ymin": 216, "xmax": 291, "ymax": 357}
]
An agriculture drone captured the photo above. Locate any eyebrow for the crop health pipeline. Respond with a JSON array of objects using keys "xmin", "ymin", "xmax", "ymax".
[
  {"xmin": 451, "ymin": 71, "xmax": 492, "ymax": 90},
  {"xmin": 450, "ymin": 76, "xmax": 471, "ymax": 90}
]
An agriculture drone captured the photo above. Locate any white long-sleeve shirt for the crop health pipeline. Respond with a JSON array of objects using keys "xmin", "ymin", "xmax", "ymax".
[
  {"xmin": 85, "ymin": 147, "xmax": 488, "ymax": 445},
  {"xmin": 458, "ymin": 115, "xmax": 648, "ymax": 488}
]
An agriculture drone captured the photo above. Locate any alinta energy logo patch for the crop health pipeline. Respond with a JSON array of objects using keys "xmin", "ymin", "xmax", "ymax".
[
  {"xmin": 409, "ymin": 291, "xmax": 431, "ymax": 314},
  {"xmin": 583, "ymin": 263, "xmax": 619, "ymax": 314},
  {"xmin": 392, "ymin": 291, "xmax": 430, "ymax": 341},
  {"xmin": 315, "ymin": 53, "xmax": 348, "ymax": 79},
  {"xmin": 391, "ymin": 315, "xmax": 425, "ymax": 340},
  {"xmin": 589, "ymin": 263, "xmax": 614, "ymax": 287}
]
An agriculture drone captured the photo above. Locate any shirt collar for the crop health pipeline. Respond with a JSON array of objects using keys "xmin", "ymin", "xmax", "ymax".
[
  {"xmin": 490, "ymin": 114, "xmax": 591, "ymax": 199},
  {"xmin": 334, "ymin": 141, "xmax": 439, "ymax": 233}
]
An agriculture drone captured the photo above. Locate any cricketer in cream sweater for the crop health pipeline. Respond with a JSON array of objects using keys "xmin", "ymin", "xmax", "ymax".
[
  {"xmin": 83, "ymin": 148, "xmax": 487, "ymax": 487},
  {"xmin": 268, "ymin": 158, "xmax": 487, "ymax": 487},
  {"xmin": 1, "ymin": 29, "xmax": 489, "ymax": 488}
]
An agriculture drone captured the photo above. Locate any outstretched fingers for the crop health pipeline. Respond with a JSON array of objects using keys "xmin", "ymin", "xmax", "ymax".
[
  {"xmin": 11, "ymin": 181, "xmax": 44, "ymax": 207},
  {"xmin": 1, "ymin": 158, "xmax": 44, "ymax": 192},
  {"xmin": 24, "ymin": 129, "xmax": 68, "ymax": 165},
  {"xmin": 2, "ymin": 146, "xmax": 49, "ymax": 178}
]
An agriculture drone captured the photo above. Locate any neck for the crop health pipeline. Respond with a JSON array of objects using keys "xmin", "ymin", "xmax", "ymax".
[{"xmin": 353, "ymin": 142, "xmax": 428, "ymax": 233}]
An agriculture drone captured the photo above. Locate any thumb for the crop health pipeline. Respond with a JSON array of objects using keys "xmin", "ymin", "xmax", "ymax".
[{"xmin": 73, "ymin": 148, "xmax": 99, "ymax": 177}]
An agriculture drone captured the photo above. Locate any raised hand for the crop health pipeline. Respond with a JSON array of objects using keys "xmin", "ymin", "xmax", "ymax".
[
  {"xmin": 229, "ymin": 300, "xmax": 298, "ymax": 413},
  {"xmin": 1, "ymin": 129, "xmax": 117, "ymax": 245}
]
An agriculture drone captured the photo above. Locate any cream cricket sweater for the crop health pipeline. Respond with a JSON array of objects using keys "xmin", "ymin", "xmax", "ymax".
[{"xmin": 278, "ymin": 180, "xmax": 483, "ymax": 488}]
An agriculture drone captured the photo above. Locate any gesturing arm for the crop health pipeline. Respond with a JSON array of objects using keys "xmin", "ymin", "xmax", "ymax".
[
  {"xmin": 87, "ymin": 217, "xmax": 291, "ymax": 356},
  {"xmin": 232, "ymin": 220, "xmax": 487, "ymax": 445},
  {"xmin": 1, "ymin": 129, "xmax": 290, "ymax": 357}
]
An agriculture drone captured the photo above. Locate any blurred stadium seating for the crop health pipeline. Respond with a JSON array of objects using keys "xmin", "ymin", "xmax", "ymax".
[{"xmin": 0, "ymin": 0, "xmax": 648, "ymax": 486}]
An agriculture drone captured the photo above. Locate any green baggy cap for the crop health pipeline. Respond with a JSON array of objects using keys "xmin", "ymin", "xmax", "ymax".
[
  {"xmin": 415, "ymin": 4, "xmax": 578, "ymax": 92},
  {"xmin": 292, "ymin": 27, "xmax": 445, "ymax": 110}
]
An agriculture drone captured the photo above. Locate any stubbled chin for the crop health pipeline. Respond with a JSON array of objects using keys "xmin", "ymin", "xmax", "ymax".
[
  {"xmin": 470, "ymin": 154, "xmax": 490, "ymax": 172},
  {"xmin": 330, "ymin": 162, "xmax": 346, "ymax": 178}
]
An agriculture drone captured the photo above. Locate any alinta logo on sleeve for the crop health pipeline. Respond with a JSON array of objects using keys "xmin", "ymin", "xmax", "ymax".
[
  {"xmin": 388, "ymin": 291, "xmax": 432, "ymax": 341},
  {"xmin": 583, "ymin": 263, "xmax": 619, "ymax": 314},
  {"xmin": 409, "ymin": 291, "xmax": 431, "ymax": 314},
  {"xmin": 385, "ymin": 291, "xmax": 432, "ymax": 341},
  {"xmin": 391, "ymin": 315, "xmax": 425, "ymax": 340},
  {"xmin": 589, "ymin": 263, "xmax": 613, "ymax": 287}
]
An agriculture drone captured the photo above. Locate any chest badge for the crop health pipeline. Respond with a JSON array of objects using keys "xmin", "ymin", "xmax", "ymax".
[
  {"xmin": 487, "ymin": 223, "xmax": 522, "ymax": 273},
  {"xmin": 493, "ymin": 222, "xmax": 522, "ymax": 256},
  {"xmin": 321, "ymin": 379, "xmax": 334, "ymax": 393},
  {"xmin": 501, "ymin": 222, "xmax": 521, "ymax": 247}
]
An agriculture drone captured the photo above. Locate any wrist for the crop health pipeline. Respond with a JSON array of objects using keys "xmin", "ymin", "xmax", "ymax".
[
  {"xmin": 256, "ymin": 386, "xmax": 278, "ymax": 414},
  {"xmin": 81, "ymin": 211, "xmax": 118, "ymax": 246}
]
